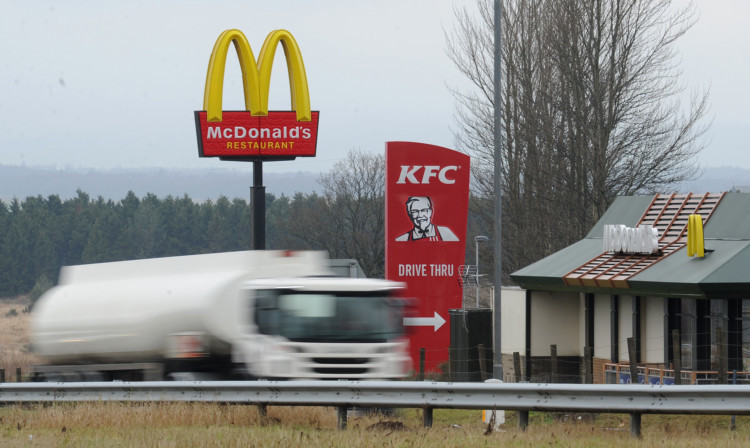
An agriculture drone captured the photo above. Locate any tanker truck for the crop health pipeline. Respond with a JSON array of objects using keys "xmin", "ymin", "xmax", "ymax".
[{"xmin": 30, "ymin": 250, "xmax": 411, "ymax": 381}]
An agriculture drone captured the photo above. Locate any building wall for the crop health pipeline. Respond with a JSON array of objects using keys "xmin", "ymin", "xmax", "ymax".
[
  {"xmin": 530, "ymin": 290, "xmax": 580, "ymax": 356},
  {"xmin": 515, "ymin": 287, "xmax": 699, "ymax": 382},
  {"xmin": 594, "ymin": 293, "xmax": 611, "ymax": 359},
  {"xmin": 578, "ymin": 294, "xmax": 585, "ymax": 356},
  {"xmin": 643, "ymin": 296, "xmax": 665, "ymax": 364},
  {"xmin": 500, "ymin": 287, "xmax": 527, "ymax": 355}
]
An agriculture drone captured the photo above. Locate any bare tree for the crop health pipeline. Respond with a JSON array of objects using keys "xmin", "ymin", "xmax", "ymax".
[
  {"xmin": 274, "ymin": 149, "xmax": 386, "ymax": 278},
  {"xmin": 447, "ymin": 0, "xmax": 709, "ymax": 281},
  {"xmin": 317, "ymin": 149, "xmax": 386, "ymax": 278}
]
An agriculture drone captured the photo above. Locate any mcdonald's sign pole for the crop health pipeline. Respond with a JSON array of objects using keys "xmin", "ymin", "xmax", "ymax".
[{"xmin": 195, "ymin": 29, "xmax": 320, "ymax": 249}]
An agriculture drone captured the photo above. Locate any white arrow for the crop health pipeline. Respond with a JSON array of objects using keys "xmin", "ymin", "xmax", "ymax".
[{"xmin": 403, "ymin": 312, "xmax": 446, "ymax": 332}]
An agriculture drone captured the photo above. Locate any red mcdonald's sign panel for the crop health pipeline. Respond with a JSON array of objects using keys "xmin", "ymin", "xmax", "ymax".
[
  {"xmin": 195, "ymin": 29, "xmax": 319, "ymax": 160},
  {"xmin": 385, "ymin": 141, "xmax": 470, "ymax": 372}
]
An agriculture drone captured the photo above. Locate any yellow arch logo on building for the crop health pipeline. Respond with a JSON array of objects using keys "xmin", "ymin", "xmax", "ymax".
[
  {"xmin": 203, "ymin": 29, "xmax": 311, "ymax": 122},
  {"xmin": 687, "ymin": 214, "xmax": 704, "ymax": 258}
]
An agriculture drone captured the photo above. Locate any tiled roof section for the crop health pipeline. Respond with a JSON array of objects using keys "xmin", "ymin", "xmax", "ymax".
[{"xmin": 563, "ymin": 192, "xmax": 725, "ymax": 288}]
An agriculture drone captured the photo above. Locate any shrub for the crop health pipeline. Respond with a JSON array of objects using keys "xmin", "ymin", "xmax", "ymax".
[{"xmin": 28, "ymin": 274, "xmax": 54, "ymax": 307}]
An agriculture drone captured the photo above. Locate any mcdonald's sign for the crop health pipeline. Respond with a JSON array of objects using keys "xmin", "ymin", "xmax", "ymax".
[
  {"xmin": 687, "ymin": 214, "xmax": 705, "ymax": 258},
  {"xmin": 195, "ymin": 29, "xmax": 319, "ymax": 159}
]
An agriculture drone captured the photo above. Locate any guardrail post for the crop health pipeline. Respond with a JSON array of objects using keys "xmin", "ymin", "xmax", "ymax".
[
  {"xmin": 423, "ymin": 407, "xmax": 433, "ymax": 428},
  {"xmin": 16, "ymin": 368, "xmax": 21, "ymax": 382},
  {"xmin": 258, "ymin": 403, "xmax": 267, "ymax": 418},
  {"xmin": 518, "ymin": 410, "xmax": 529, "ymax": 432},
  {"xmin": 337, "ymin": 406, "xmax": 347, "ymax": 430},
  {"xmin": 630, "ymin": 413, "xmax": 641, "ymax": 438},
  {"xmin": 0, "ymin": 369, "xmax": 5, "ymax": 383}
]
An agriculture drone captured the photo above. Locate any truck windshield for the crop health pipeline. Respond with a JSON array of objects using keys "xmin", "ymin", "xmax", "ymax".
[{"xmin": 253, "ymin": 289, "xmax": 404, "ymax": 342}]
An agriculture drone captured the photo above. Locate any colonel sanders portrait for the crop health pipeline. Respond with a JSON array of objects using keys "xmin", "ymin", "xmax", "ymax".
[{"xmin": 395, "ymin": 196, "xmax": 459, "ymax": 242}]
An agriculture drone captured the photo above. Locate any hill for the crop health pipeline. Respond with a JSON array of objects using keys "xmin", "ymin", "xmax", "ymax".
[
  {"xmin": 675, "ymin": 166, "xmax": 750, "ymax": 194},
  {"xmin": 0, "ymin": 165, "xmax": 321, "ymax": 202},
  {"xmin": 1, "ymin": 165, "xmax": 749, "ymax": 202}
]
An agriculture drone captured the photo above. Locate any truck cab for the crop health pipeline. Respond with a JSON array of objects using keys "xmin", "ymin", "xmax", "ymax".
[{"xmin": 238, "ymin": 278, "xmax": 411, "ymax": 379}]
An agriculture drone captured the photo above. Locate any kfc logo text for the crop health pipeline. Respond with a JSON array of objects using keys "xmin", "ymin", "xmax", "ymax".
[{"xmin": 396, "ymin": 166, "xmax": 458, "ymax": 185}]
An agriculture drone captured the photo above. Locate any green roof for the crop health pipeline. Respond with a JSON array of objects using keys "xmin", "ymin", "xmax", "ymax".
[
  {"xmin": 511, "ymin": 192, "xmax": 750, "ymax": 299},
  {"xmin": 584, "ymin": 195, "xmax": 655, "ymax": 238}
]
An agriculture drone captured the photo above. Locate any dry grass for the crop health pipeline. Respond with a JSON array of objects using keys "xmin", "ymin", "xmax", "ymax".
[
  {"xmin": 2, "ymin": 296, "xmax": 750, "ymax": 446},
  {"xmin": 0, "ymin": 297, "xmax": 41, "ymax": 381},
  {"xmin": 0, "ymin": 404, "xmax": 749, "ymax": 447}
]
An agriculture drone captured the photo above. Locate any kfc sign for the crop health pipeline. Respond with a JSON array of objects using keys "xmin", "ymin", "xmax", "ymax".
[
  {"xmin": 396, "ymin": 165, "xmax": 458, "ymax": 184},
  {"xmin": 385, "ymin": 142, "xmax": 470, "ymax": 373}
]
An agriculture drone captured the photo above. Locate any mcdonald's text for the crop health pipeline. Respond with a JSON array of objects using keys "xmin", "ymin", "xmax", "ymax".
[
  {"xmin": 206, "ymin": 125, "xmax": 312, "ymax": 140},
  {"xmin": 196, "ymin": 111, "xmax": 319, "ymax": 158}
]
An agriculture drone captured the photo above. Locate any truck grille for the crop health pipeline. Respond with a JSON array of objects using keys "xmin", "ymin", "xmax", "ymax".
[
  {"xmin": 283, "ymin": 342, "xmax": 408, "ymax": 379},
  {"xmin": 313, "ymin": 367, "xmax": 369, "ymax": 375},
  {"xmin": 312, "ymin": 357, "xmax": 369, "ymax": 365},
  {"xmin": 309, "ymin": 356, "xmax": 371, "ymax": 376}
]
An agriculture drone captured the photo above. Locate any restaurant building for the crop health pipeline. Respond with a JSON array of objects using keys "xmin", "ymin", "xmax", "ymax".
[{"xmin": 506, "ymin": 192, "xmax": 750, "ymax": 384}]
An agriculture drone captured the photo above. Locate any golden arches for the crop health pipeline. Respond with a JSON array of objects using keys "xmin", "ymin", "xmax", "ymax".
[
  {"xmin": 687, "ymin": 214, "xmax": 705, "ymax": 258},
  {"xmin": 203, "ymin": 29, "xmax": 311, "ymax": 122}
]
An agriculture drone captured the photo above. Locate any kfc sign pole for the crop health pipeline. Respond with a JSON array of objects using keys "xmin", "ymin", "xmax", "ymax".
[
  {"xmin": 195, "ymin": 29, "xmax": 319, "ymax": 249},
  {"xmin": 385, "ymin": 142, "xmax": 470, "ymax": 373}
]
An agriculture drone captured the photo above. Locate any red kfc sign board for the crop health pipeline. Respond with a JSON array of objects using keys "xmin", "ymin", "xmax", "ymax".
[{"xmin": 385, "ymin": 141, "xmax": 470, "ymax": 372}]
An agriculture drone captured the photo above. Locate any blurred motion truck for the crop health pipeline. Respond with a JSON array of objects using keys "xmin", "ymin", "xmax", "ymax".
[{"xmin": 31, "ymin": 251, "xmax": 411, "ymax": 381}]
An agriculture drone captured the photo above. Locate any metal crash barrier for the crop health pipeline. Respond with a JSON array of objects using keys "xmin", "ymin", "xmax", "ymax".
[{"xmin": 3, "ymin": 380, "xmax": 750, "ymax": 437}]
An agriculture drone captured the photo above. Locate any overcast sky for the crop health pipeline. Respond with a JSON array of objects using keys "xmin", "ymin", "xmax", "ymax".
[{"xmin": 1, "ymin": 0, "xmax": 748, "ymax": 176}]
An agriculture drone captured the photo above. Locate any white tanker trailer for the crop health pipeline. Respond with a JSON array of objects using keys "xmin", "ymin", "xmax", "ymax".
[{"xmin": 30, "ymin": 250, "xmax": 411, "ymax": 381}]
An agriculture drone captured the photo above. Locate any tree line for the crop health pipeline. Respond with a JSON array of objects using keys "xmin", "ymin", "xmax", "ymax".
[
  {"xmin": 0, "ymin": 151, "xmax": 490, "ymax": 301},
  {"xmin": 0, "ymin": 151, "xmax": 401, "ymax": 299}
]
